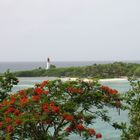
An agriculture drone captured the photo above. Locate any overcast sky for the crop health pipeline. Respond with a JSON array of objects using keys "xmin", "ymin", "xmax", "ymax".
[{"xmin": 0, "ymin": 0, "xmax": 139, "ymax": 62}]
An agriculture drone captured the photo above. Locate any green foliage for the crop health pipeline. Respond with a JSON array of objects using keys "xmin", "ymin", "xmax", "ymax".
[
  {"xmin": 134, "ymin": 67, "xmax": 140, "ymax": 77},
  {"xmin": 14, "ymin": 69, "xmax": 46, "ymax": 77},
  {"xmin": 0, "ymin": 70, "xmax": 18, "ymax": 102},
  {"xmin": 121, "ymin": 78, "xmax": 140, "ymax": 140},
  {"xmin": 0, "ymin": 79, "xmax": 122, "ymax": 140},
  {"xmin": 50, "ymin": 64, "xmax": 56, "ymax": 69},
  {"xmin": 14, "ymin": 62, "xmax": 140, "ymax": 78}
]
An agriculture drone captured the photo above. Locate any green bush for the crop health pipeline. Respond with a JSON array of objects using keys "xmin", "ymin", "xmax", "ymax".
[
  {"xmin": 121, "ymin": 79, "xmax": 140, "ymax": 140},
  {"xmin": 134, "ymin": 67, "xmax": 140, "ymax": 77},
  {"xmin": 0, "ymin": 70, "xmax": 18, "ymax": 102}
]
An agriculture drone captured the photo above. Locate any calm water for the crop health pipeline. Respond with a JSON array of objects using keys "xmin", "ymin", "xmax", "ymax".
[{"xmin": 12, "ymin": 77, "xmax": 130, "ymax": 140}]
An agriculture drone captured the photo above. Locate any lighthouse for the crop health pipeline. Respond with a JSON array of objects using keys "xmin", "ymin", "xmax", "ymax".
[{"xmin": 46, "ymin": 58, "xmax": 50, "ymax": 70}]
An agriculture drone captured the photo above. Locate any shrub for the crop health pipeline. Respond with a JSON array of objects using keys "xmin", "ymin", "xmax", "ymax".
[
  {"xmin": 121, "ymin": 79, "xmax": 140, "ymax": 140},
  {"xmin": 0, "ymin": 70, "xmax": 18, "ymax": 102}
]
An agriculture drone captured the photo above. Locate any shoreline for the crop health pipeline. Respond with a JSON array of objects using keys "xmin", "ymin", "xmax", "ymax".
[
  {"xmin": 99, "ymin": 77, "xmax": 128, "ymax": 82},
  {"xmin": 18, "ymin": 76, "xmax": 128, "ymax": 82}
]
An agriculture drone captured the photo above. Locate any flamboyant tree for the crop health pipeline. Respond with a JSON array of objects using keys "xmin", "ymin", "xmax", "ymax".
[{"xmin": 0, "ymin": 79, "xmax": 122, "ymax": 140}]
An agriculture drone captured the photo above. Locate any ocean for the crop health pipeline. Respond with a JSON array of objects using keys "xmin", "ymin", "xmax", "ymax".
[
  {"xmin": 0, "ymin": 61, "xmax": 140, "ymax": 73},
  {"xmin": 12, "ymin": 77, "xmax": 130, "ymax": 140}
]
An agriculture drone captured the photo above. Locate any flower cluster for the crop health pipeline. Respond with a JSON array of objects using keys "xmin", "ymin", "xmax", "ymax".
[
  {"xmin": 65, "ymin": 122, "xmax": 102, "ymax": 139},
  {"xmin": 101, "ymin": 85, "xmax": 122, "ymax": 107},
  {"xmin": 102, "ymin": 86, "xmax": 118, "ymax": 95}
]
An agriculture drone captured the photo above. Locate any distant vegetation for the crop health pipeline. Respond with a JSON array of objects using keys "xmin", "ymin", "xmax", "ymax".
[{"xmin": 13, "ymin": 62, "xmax": 140, "ymax": 78}]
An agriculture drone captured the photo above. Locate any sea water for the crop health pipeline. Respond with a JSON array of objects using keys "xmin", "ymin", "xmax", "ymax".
[{"xmin": 12, "ymin": 77, "xmax": 130, "ymax": 140}]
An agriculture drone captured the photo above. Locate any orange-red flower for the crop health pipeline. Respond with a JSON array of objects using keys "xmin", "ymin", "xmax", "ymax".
[
  {"xmin": 43, "ymin": 91, "xmax": 49, "ymax": 95},
  {"xmin": 34, "ymin": 87, "xmax": 43, "ymax": 95},
  {"xmin": 20, "ymin": 96, "xmax": 28, "ymax": 106},
  {"xmin": 102, "ymin": 86, "xmax": 110, "ymax": 91},
  {"xmin": 15, "ymin": 119, "xmax": 22, "ymax": 125},
  {"xmin": 4, "ymin": 107, "xmax": 15, "ymax": 115},
  {"xmin": 50, "ymin": 102, "xmax": 55, "ymax": 106},
  {"xmin": 6, "ymin": 125, "xmax": 13, "ymax": 133},
  {"xmin": 2, "ymin": 100, "xmax": 8, "ymax": 105},
  {"xmin": 50, "ymin": 105, "xmax": 60, "ymax": 113},
  {"xmin": 109, "ymin": 89, "xmax": 118, "ymax": 95},
  {"xmin": 40, "ymin": 81, "xmax": 48, "ymax": 88},
  {"xmin": 5, "ymin": 117, "xmax": 12, "ymax": 123},
  {"xmin": 102, "ymin": 86, "xmax": 118, "ymax": 95},
  {"xmin": 9, "ymin": 97, "xmax": 16, "ymax": 104},
  {"xmin": 32, "ymin": 95, "xmax": 40, "ymax": 102},
  {"xmin": 76, "ymin": 124, "xmax": 85, "ymax": 131},
  {"xmin": 63, "ymin": 115, "xmax": 74, "ymax": 121},
  {"xmin": 87, "ymin": 128, "xmax": 96, "ymax": 135},
  {"xmin": 65, "ymin": 126, "xmax": 73, "ymax": 133},
  {"xmin": 14, "ymin": 109, "xmax": 20, "ymax": 116},
  {"xmin": 20, "ymin": 97, "xmax": 28, "ymax": 103},
  {"xmin": 96, "ymin": 133, "xmax": 102, "ymax": 139},
  {"xmin": 42, "ymin": 103, "xmax": 49, "ymax": 113},
  {"xmin": 49, "ymin": 102, "xmax": 60, "ymax": 113},
  {"xmin": 19, "ymin": 90, "xmax": 25, "ymax": 96}
]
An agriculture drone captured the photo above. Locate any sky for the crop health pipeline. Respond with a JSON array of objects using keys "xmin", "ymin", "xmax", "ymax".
[{"xmin": 0, "ymin": 0, "xmax": 140, "ymax": 62}]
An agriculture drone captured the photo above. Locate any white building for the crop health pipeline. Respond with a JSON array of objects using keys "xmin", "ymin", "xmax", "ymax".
[{"xmin": 46, "ymin": 58, "xmax": 50, "ymax": 70}]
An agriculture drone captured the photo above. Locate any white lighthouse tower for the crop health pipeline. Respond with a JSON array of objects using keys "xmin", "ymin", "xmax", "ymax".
[{"xmin": 46, "ymin": 58, "xmax": 50, "ymax": 70}]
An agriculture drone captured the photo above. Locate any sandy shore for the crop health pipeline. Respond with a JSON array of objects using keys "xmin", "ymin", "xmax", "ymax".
[
  {"xmin": 99, "ymin": 77, "xmax": 128, "ymax": 82},
  {"xmin": 18, "ymin": 77, "xmax": 129, "ymax": 84},
  {"xmin": 60, "ymin": 77, "xmax": 128, "ymax": 82}
]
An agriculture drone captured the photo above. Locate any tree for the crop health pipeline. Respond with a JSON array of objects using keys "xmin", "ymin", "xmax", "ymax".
[
  {"xmin": 0, "ymin": 70, "xmax": 18, "ymax": 102},
  {"xmin": 134, "ymin": 67, "xmax": 140, "ymax": 77},
  {"xmin": 0, "ymin": 79, "xmax": 122, "ymax": 140},
  {"xmin": 121, "ymin": 78, "xmax": 140, "ymax": 140}
]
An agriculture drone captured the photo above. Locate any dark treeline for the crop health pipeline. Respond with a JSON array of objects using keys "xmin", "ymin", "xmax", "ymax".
[{"xmin": 14, "ymin": 62, "xmax": 140, "ymax": 78}]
